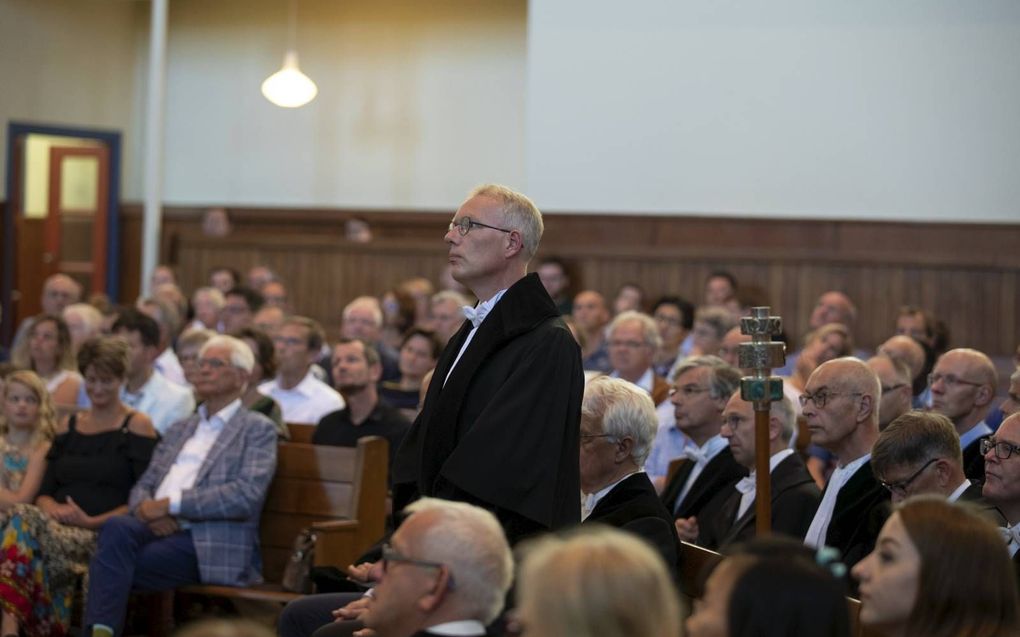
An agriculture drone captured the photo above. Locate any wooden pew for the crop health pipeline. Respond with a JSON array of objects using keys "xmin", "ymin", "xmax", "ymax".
[
  {"xmin": 678, "ymin": 542, "xmax": 882, "ymax": 637},
  {"xmin": 288, "ymin": 422, "xmax": 316, "ymax": 444},
  {"xmin": 168, "ymin": 436, "xmax": 388, "ymax": 609}
]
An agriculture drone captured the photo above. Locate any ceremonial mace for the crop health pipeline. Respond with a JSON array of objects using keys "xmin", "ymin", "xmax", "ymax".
[{"xmin": 736, "ymin": 307, "xmax": 786, "ymax": 535}]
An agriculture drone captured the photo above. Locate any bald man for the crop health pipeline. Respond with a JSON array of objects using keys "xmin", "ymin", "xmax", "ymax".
[
  {"xmin": 801, "ymin": 358, "xmax": 890, "ymax": 571},
  {"xmin": 930, "ymin": 348, "xmax": 998, "ymax": 482},
  {"xmin": 867, "ymin": 356, "xmax": 913, "ymax": 431},
  {"xmin": 878, "ymin": 334, "xmax": 929, "ymax": 408}
]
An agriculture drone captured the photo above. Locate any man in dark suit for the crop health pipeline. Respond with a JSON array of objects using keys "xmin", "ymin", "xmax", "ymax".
[
  {"xmin": 872, "ymin": 410, "xmax": 990, "ymax": 506},
  {"xmin": 357, "ymin": 498, "xmax": 513, "ymax": 637},
  {"xmin": 699, "ymin": 393, "xmax": 820, "ymax": 550},
  {"xmin": 982, "ymin": 414, "xmax": 1020, "ymax": 582},
  {"xmin": 658, "ymin": 356, "xmax": 745, "ymax": 542},
  {"xmin": 83, "ymin": 335, "xmax": 278, "ymax": 636},
  {"xmin": 802, "ymin": 357, "xmax": 890, "ymax": 571},
  {"xmin": 393, "ymin": 184, "xmax": 583, "ymax": 546},
  {"xmin": 579, "ymin": 376, "xmax": 679, "ymax": 571},
  {"xmin": 930, "ymin": 348, "xmax": 998, "ymax": 482}
]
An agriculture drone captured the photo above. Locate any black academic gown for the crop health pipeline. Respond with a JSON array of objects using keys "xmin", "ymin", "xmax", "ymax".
[
  {"xmin": 660, "ymin": 447, "xmax": 746, "ymax": 521},
  {"xmin": 585, "ymin": 473, "xmax": 680, "ymax": 573},
  {"xmin": 392, "ymin": 273, "xmax": 583, "ymax": 545},
  {"xmin": 822, "ymin": 460, "xmax": 891, "ymax": 571},
  {"xmin": 699, "ymin": 453, "xmax": 821, "ymax": 550},
  {"xmin": 962, "ymin": 437, "xmax": 988, "ymax": 484}
]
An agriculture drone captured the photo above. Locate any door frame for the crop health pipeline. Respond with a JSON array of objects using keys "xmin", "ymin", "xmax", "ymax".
[{"xmin": 2, "ymin": 121, "xmax": 122, "ymax": 346}]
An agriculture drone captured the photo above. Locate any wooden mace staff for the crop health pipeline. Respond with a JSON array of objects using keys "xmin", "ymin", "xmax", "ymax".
[{"xmin": 736, "ymin": 307, "xmax": 787, "ymax": 535}]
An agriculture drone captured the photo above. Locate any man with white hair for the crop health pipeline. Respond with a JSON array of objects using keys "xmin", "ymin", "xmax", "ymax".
[
  {"xmin": 428, "ymin": 290, "xmax": 470, "ymax": 347},
  {"xmin": 930, "ymin": 347, "xmax": 998, "ymax": 482},
  {"xmin": 607, "ymin": 311, "xmax": 670, "ymax": 405},
  {"xmin": 83, "ymin": 335, "xmax": 278, "ymax": 637},
  {"xmin": 580, "ymin": 376, "xmax": 679, "ymax": 571},
  {"xmin": 341, "ymin": 295, "xmax": 400, "ymax": 381},
  {"xmin": 699, "ymin": 393, "xmax": 819, "ymax": 549}
]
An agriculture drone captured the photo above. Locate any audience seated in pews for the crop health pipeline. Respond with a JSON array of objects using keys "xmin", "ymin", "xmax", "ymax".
[
  {"xmin": 0, "ymin": 336, "xmax": 158, "ymax": 637},
  {"xmin": 378, "ymin": 327, "xmax": 441, "ymax": 420},
  {"xmin": 579, "ymin": 376, "xmax": 679, "ymax": 572},
  {"xmin": 516, "ymin": 526, "xmax": 681, "ymax": 637},
  {"xmin": 930, "ymin": 347, "xmax": 998, "ymax": 482},
  {"xmin": 233, "ymin": 327, "xmax": 288, "ymax": 438},
  {"xmin": 698, "ymin": 393, "xmax": 819, "ymax": 550},
  {"xmin": 660, "ymin": 356, "xmax": 744, "ymax": 537},
  {"xmin": 83, "ymin": 335, "xmax": 277, "ymax": 637},
  {"xmin": 314, "ymin": 338, "xmax": 410, "ymax": 477},
  {"xmin": 686, "ymin": 536, "xmax": 851, "ymax": 637},
  {"xmin": 10, "ymin": 313, "xmax": 82, "ymax": 409},
  {"xmin": 114, "ymin": 308, "xmax": 195, "ymax": 434},
  {"xmin": 853, "ymin": 496, "xmax": 1019, "ymax": 637},
  {"xmin": 259, "ymin": 316, "xmax": 343, "ymax": 425},
  {"xmin": 801, "ymin": 358, "xmax": 890, "ymax": 572}
]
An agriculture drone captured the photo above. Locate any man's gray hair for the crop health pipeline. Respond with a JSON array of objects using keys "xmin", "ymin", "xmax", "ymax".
[
  {"xmin": 694, "ymin": 306, "xmax": 738, "ymax": 341},
  {"xmin": 608, "ymin": 311, "xmax": 663, "ymax": 351},
  {"xmin": 342, "ymin": 296, "xmax": 384, "ymax": 328},
  {"xmin": 469, "ymin": 184, "xmax": 544, "ymax": 262},
  {"xmin": 200, "ymin": 335, "xmax": 255, "ymax": 373},
  {"xmin": 432, "ymin": 290, "xmax": 471, "ymax": 307},
  {"xmin": 770, "ymin": 395, "xmax": 797, "ymax": 442},
  {"xmin": 671, "ymin": 355, "xmax": 742, "ymax": 399},
  {"xmin": 192, "ymin": 286, "xmax": 226, "ymax": 310},
  {"xmin": 582, "ymin": 376, "xmax": 658, "ymax": 466},
  {"xmin": 404, "ymin": 497, "xmax": 514, "ymax": 624},
  {"xmin": 871, "ymin": 410, "xmax": 963, "ymax": 477}
]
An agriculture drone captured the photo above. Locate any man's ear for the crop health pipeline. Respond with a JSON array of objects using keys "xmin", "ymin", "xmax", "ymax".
[
  {"xmin": 768, "ymin": 415, "xmax": 784, "ymax": 443},
  {"xmin": 614, "ymin": 436, "xmax": 635, "ymax": 464},
  {"xmin": 370, "ymin": 362, "xmax": 383, "ymax": 384},
  {"xmin": 505, "ymin": 230, "xmax": 524, "ymax": 259},
  {"xmin": 416, "ymin": 567, "xmax": 452, "ymax": 613},
  {"xmin": 857, "ymin": 393, "xmax": 875, "ymax": 423}
]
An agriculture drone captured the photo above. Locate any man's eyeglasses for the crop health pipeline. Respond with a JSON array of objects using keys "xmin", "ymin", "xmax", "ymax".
[
  {"xmin": 981, "ymin": 438, "xmax": 1020, "ymax": 461},
  {"xmin": 580, "ymin": 433, "xmax": 617, "ymax": 445},
  {"xmin": 448, "ymin": 217, "xmax": 512, "ymax": 237},
  {"xmin": 197, "ymin": 358, "xmax": 230, "ymax": 370},
  {"xmin": 669, "ymin": 385, "xmax": 712, "ymax": 399},
  {"xmin": 928, "ymin": 372, "xmax": 983, "ymax": 389},
  {"xmin": 798, "ymin": 390, "xmax": 862, "ymax": 409},
  {"xmin": 381, "ymin": 545, "xmax": 455, "ymax": 588},
  {"xmin": 879, "ymin": 458, "xmax": 938, "ymax": 497},
  {"xmin": 608, "ymin": 339, "xmax": 647, "ymax": 349},
  {"xmin": 880, "ymin": 383, "xmax": 908, "ymax": 394}
]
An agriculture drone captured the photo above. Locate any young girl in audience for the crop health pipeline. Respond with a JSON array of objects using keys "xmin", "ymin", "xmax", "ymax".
[
  {"xmin": 10, "ymin": 314, "xmax": 82, "ymax": 409},
  {"xmin": 0, "ymin": 336, "xmax": 158, "ymax": 637},
  {"xmin": 853, "ymin": 496, "xmax": 1020, "ymax": 637},
  {"xmin": 686, "ymin": 536, "xmax": 851, "ymax": 637},
  {"xmin": 515, "ymin": 526, "xmax": 681, "ymax": 637}
]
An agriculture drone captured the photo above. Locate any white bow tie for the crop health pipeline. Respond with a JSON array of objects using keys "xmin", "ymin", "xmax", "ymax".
[
  {"xmin": 1000, "ymin": 524, "xmax": 1020, "ymax": 547},
  {"xmin": 682, "ymin": 448, "xmax": 709, "ymax": 464},
  {"xmin": 735, "ymin": 475, "xmax": 756, "ymax": 495},
  {"xmin": 461, "ymin": 304, "xmax": 490, "ymax": 329}
]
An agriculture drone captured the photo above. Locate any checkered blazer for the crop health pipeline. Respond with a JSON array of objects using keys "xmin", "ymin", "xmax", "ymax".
[{"xmin": 129, "ymin": 406, "xmax": 278, "ymax": 586}]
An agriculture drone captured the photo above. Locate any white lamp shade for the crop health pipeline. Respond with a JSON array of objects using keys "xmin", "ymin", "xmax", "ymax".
[{"xmin": 262, "ymin": 51, "xmax": 318, "ymax": 108}]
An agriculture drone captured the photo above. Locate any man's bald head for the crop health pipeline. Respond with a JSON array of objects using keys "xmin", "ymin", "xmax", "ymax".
[
  {"xmin": 809, "ymin": 291, "xmax": 856, "ymax": 330},
  {"xmin": 802, "ymin": 357, "xmax": 880, "ymax": 461},
  {"xmin": 42, "ymin": 273, "xmax": 83, "ymax": 315},
  {"xmin": 878, "ymin": 335, "xmax": 926, "ymax": 380},
  {"xmin": 930, "ymin": 348, "xmax": 997, "ymax": 433}
]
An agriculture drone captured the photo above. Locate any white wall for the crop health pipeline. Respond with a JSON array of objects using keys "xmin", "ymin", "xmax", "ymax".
[
  {"xmin": 0, "ymin": 0, "xmax": 146, "ymax": 201},
  {"xmin": 525, "ymin": 0, "xmax": 1020, "ymax": 221},
  {"xmin": 161, "ymin": 0, "xmax": 527, "ymax": 208}
]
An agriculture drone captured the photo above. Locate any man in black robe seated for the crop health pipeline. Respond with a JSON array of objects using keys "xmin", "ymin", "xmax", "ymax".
[
  {"xmin": 698, "ymin": 393, "xmax": 820, "ymax": 550},
  {"xmin": 579, "ymin": 376, "xmax": 679, "ymax": 571},
  {"xmin": 393, "ymin": 184, "xmax": 583, "ymax": 546}
]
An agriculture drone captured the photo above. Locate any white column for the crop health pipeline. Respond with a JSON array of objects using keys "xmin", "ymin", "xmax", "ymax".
[{"xmin": 141, "ymin": 0, "xmax": 168, "ymax": 297}]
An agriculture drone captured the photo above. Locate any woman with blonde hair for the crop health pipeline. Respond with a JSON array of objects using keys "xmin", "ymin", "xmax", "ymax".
[
  {"xmin": 10, "ymin": 314, "xmax": 82, "ymax": 409},
  {"xmin": 853, "ymin": 496, "xmax": 1019, "ymax": 637},
  {"xmin": 515, "ymin": 526, "xmax": 681, "ymax": 637}
]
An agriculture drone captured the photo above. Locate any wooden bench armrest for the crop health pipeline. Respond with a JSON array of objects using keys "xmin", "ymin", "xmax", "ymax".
[
  {"xmin": 311, "ymin": 518, "xmax": 370, "ymax": 568},
  {"xmin": 311, "ymin": 518, "xmax": 359, "ymax": 533}
]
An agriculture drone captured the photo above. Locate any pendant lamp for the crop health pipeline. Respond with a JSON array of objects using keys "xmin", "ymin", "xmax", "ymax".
[{"xmin": 262, "ymin": 0, "xmax": 318, "ymax": 108}]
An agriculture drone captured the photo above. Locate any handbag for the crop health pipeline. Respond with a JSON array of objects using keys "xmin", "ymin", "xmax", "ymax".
[{"xmin": 281, "ymin": 528, "xmax": 317, "ymax": 593}]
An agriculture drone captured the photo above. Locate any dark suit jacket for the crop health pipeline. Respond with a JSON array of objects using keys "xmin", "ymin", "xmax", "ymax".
[
  {"xmin": 660, "ymin": 446, "xmax": 745, "ymax": 521},
  {"xmin": 586, "ymin": 473, "xmax": 680, "ymax": 572},
  {"xmin": 699, "ymin": 453, "xmax": 821, "ymax": 550},
  {"xmin": 823, "ymin": 460, "xmax": 891, "ymax": 571},
  {"xmin": 393, "ymin": 274, "xmax": 583, "ymax": 545},
  {"xmin": 963, "ymin": 436, "xmax": 988, "ymax": 484}
]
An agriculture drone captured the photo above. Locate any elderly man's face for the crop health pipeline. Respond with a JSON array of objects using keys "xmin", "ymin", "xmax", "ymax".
[
  {"xmin": 430, "ymin": 299, "xmax": 464, "ymax": 344},
  {"xmin": 444, "ymin": 194, "xmax": 511, "ymax": 292},
  {"xmin": 342, "ymin": 306, "xmax": 381, "ymax": 342},
  {"xmin": 42, "ymin": 277, "xmax": 80, "ymax": 315},
  {"xmin": 671, "ymin": 366, "xmax": 726, "ymax": 439},
  {"xmin": 930, "ymin": 351, "xmax": 988, "ymax": 426},
  {"xmin": 579, "ymin": 412, "xmax": 623, "ymax": 494},
  {"xmin": 194, "ymin": 344, "xmax": 246, "ymax": 399},
  {"xmin": 801, "ymin": 364, "xmax": 863, "ymax": 453},
  {"xmin": 982, "ymin": 416, "xmax": 1020, "ymax": 508},
  {"xmin": 608, "ymin": 319, "xmax": 653, "ymax": 379}
]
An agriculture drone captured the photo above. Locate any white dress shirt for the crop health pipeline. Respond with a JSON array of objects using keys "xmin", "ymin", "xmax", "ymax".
[
  {"xmin": 675, "ymin": 434, "xmax": 729, "ymax": 513},
  {"xmin": 735, "ymin": 448, "xmax": 795, "ymax": 520},
  {"xmin": 804, "ymin": 453, "xmax": 871, "ymax": 548},
  {"xmin": 445, "ymin": 289, "xmax": 507, "ymax": 386},
  {"xmin": 421, "ymin": 620, "xmax": 487, "ymax": 636},
  {"xmin": 121, "ymin": 369, "xmax": 196, "ymax": 434},
  {"xmin": 155, "ymin": 347, "xmax": 187, "ymax": 386},
  {"xmin": 947, "ymin": 479, "xmax": 972, "ymax": 503},
  {"xmin": 155, "ymin": 399, "xmax": 241, "ymax": 515},
  {"xmin": 259, "ymin": 369, "xmax": 344, "ymax": 424}
]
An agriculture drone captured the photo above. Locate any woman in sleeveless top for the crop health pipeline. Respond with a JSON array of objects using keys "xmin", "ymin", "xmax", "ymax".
[
  {"xmin": 0, "ymin": 337, "xmax": 157, "ymax": 637},
  {"xmin": 10, "ymin": 314, "xmax": 82, "ymax": 413}
]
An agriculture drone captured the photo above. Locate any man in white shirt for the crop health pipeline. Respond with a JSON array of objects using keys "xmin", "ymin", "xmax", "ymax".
[
  {"xmin": 259, "ymin": 316, "xmax": 344, "ymax": 424},
  {"xmin": 114, "ymin": 309, "xmax": 195, "ymax": 434},
  {"xmin": 930, "ymin": 348, "xmax": 998, "ymax": 482},
  {"xmin": 84, "ymin": 335, "xmax": 278, "ymax": 637},
  {"xmin": 137, "ymin": 296, "xmax": 186, "ymax": 386},
  {"xmin": 801, "ymin": 357, "xmax": 889, "ymax": 571},
  {"xmin": 698, "ymin": 393, "xmax": 819, "ymax": 549},
  {"xmin": 871, "ymin": 410, "xmax": 988, "ymax": 505}
]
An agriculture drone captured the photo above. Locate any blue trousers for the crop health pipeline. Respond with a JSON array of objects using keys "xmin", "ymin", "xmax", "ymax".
[{"xmin": 83, "ymin": 515, "xmax": 201, "ymax": 636}]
